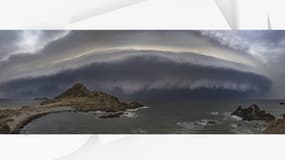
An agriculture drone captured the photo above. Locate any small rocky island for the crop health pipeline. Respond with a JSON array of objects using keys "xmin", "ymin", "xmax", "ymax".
[
  {"xmin": 0, "ymin": 82, "xmax": 143, "ymax": 133},
  {"xmin": 230, "ymin": 104, "xmax": 285, "ymax": 133},
  {"xmin": 231, "ymin": 104, "xmax": 275, "ymax": 122}
]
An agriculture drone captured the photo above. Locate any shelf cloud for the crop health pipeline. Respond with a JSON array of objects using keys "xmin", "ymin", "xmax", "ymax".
[{"xmin": 0, "ymin": 30, "xmax": 283, "ymax": 99}]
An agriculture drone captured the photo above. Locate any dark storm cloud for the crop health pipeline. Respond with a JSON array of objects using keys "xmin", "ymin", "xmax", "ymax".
[
  {"xmin": 1, "ymin": 30, "xmax": 284, "ymax": 98},
  {"xmin": 0, "ymin": 31, "xmax": 22, "ymax": 60},
  {"xmin": 200, "ymin": 30, "xmax": 285, "ymax": 98},
  {"xmin": 0, "ymin": 30, "xmax": 261, "ymax": 84},
  {"xmin": 0, "ymin": 54, "xmax": 271, "ymax": 99}
]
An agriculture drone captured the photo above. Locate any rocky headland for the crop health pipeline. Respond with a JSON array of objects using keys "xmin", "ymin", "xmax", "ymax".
[{"xmin": 0, "ymin": 82, "xmax": 143, "ymax": 133}]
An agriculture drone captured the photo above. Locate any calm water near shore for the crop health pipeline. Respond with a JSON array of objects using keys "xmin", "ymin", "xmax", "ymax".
[{"xmin": 1, "ymin": 99, "xmax": 285, "ymax": 134}]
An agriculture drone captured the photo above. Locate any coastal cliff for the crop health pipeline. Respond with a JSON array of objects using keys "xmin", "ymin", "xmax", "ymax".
[
  {"xmin": 41, "ymin": 82, "xmax": 143, "ymax": 111},
  {"xmin": 0, "ymin": 82, "xmax": 143, "ymax": 133}
]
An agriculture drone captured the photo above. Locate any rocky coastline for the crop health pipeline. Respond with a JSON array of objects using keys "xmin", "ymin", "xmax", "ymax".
[
  {"xmin": 231, "ymin": 104, "xmax": 275, "ymax": 122},
  {"xmin": 1, "ymin": 82, "xmax": 284, "ymax": 134},
  {"xmin": 230, "ymin": 104, "xmax": 285, "ymax": 134},
  {"xmin": 0, "ymin": 83, "xmax": 144, "ymax": 133}
]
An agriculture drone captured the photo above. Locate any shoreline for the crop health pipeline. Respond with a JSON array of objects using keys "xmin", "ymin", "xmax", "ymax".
[
  {"xmin": 0, "ymin": 83, "xmax": 144, "ymax": 134},
  {"xmin": 13, "ymin": 109, "xmax": 75, "ymax": 134},
  {"xmin": 0, "ymin": 104, "xmax": 145, "ymax": 134},
  {"xmin": 4, "ymin": 106, "xmax": 74, "ymax": 133},
  {"xmin": 0, "ymin": 102, "xmax": 283, "ymax": 134}
]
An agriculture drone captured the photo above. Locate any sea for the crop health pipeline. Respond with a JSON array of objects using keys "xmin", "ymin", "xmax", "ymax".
[{"xmin": 1, "ymin": 99, "xmax": 285, "ymax": 134}]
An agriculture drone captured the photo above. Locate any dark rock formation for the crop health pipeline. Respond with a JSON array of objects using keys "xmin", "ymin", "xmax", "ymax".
[
  {"xmin": 99, "ymin": 112, "xmax": 124, "ymax": 119},
  {"xmin": 127, "ymin": 101, "xmax": 144, "ymax": 109},
  {"xmin": 40, "ymin": 82, "xmax": 144, "ymax": 112},
  {"xmin": 207, "ymin": 120, "xmax": 217, "ymax": 125},
  {"xmin": 280, "ymin": 102, "xmax": 285, "ymax": 105},
  {"xmin": 231, "ymin": 104, "xmax": 275, "ymax": 121},
  {"xmin": 55, "ymin": 82, "xmax": 93, "ymax": 99}
]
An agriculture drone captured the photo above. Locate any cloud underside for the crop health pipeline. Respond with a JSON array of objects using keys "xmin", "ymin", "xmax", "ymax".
[{"xmin": 0, "ymin": 54, "xmax": 271, "ymax": 100}]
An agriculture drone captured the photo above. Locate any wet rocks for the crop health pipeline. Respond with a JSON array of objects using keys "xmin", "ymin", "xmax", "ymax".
[
  {"xmin": 98, "ymin": 112, "xmax": 124, "ymax": 119},
  {"xmin": 231, "ymin": 104, "xmax": 275, "ymax": 121},
  {"xmin": 265, "ymin": 113, "xmax": 285, "ymax": 133},
  {"xmin": 207, "ymin": 120, "xmax": 217, "ymax": 125},
  {"xmin": 128, "ymin": 101, "xmax": 144, "ymax": 109},
  {"xmin": 264, "ymin": 119, "xmax": 285, "ymax": 133}
]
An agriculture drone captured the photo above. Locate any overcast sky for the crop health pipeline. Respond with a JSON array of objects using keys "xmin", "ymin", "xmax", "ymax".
[{"xmin": 0, "ymin": 30, "xmax": 284, "ymax": 99}]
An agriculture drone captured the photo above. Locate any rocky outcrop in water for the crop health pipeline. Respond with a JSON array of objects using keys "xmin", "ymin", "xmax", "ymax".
[{"xmin": 231, "ymin": 104, "xmax": 275, "ymax": 121}]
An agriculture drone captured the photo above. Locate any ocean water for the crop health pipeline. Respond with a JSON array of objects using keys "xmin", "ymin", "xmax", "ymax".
[{"xmin": 14, "ymin": 99, "xmax": 285, "ymax": 134}]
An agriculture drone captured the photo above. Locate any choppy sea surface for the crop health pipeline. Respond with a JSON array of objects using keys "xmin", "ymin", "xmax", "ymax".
[{"xmin": 1, "ymin": 99, "xmax": 285, "ymax": 134}]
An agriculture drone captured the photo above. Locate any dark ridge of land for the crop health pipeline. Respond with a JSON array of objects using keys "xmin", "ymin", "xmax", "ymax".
[{"xmin": 0, "ymin": 82, "xmax": 143, "ymax": 133}]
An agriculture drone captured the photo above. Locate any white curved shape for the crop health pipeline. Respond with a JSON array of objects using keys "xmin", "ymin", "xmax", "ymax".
[
  {"xmin": 214, "ymin": 0, "xmax": 239, "ymax": 29},
  {"xmin": 69, "ymin": 0, "xmax": 145, "ymax": 23},
  {"xmin": 67, "ymin": 0, "xmax": 230, "ymax": 29},
  {"xmin": 57, "ymin": 135, "xmax": 285, "ymax": 160},
  {"xmin": 0, "ymin": 0, "xmax": 144, "ymax": 28},
  {"xmin": 0, "ymin": 135, "xmax": 90, "ymax": 160},
  {"xmin": 267, "ymin": 0, "xmax": 285, "ymax": 29}
]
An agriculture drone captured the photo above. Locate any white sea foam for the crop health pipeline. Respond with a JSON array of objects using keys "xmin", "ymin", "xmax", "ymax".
[
  {"xmin": 94, "ymin": 111, "xmax": 104, "ymax": 114},
  {"xmin": 131, "ymin": 128, "xmax": 148, "ymax": 133},
  {"xmin": 177, "ymin": 119, "xmax": 220, "ymax": 130},
  {"xmin": 127, "ymin": 106, "xmax": 150, "ymax": 112},
  {"xmin": 222, "ymin": 112, "xmax": 242, "ymax": 121},
  {"xmin": 177, "ymin": 122, "xmax": 201, "ymax": 130},
  {"xmin": 210, "ymin": 112, "xmax": 219, "ymax": 116},
  {"xmin": 90, "ymin": 106, "xmax": 149, "ymax": 119},
  {"xmin": 230, "ymin": 123, "xmax": 238, "ymax": 128}
]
